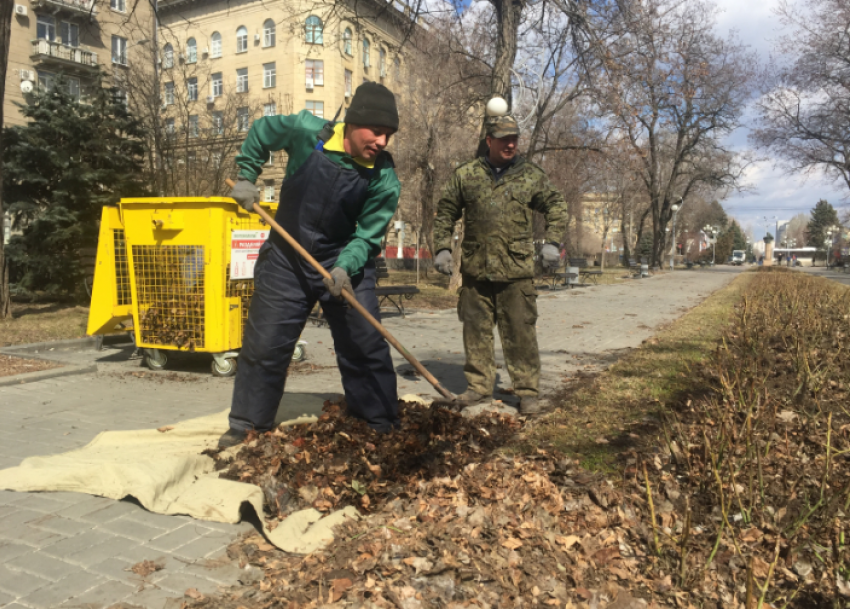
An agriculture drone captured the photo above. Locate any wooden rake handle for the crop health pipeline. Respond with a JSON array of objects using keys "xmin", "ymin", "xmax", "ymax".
[{"xmin": 225, "ymin": 179, "xmax": 455, "ymax": 401}]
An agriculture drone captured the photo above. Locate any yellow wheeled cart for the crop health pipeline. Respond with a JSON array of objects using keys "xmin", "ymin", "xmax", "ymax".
[{"xmin": 87, "ymin": 198, "xmax": 306, "ymax": 377}]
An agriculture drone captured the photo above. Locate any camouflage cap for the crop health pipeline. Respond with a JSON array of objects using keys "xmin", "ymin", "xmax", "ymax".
[{"xmin": 485, "ymin": 115, "xmax": 520, "ymax": 139}]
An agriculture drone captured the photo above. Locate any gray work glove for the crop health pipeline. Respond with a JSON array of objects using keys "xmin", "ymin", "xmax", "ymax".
[
  {"xmin": 540, "ymin": 243, "xmax": 560, "ymax": 268},
  {"xmin": 230, "ymin": 178, "xmax": 260, "ymax": 212},
  {"xmin": 434, "ymin": 249, "xmax": 453, "ymax": 275},
  {"xmin": 323, "ymin": 267, "xmax": 353, "ymax": 298}
]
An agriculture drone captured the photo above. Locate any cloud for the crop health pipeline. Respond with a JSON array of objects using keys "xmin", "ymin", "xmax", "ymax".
[{"xmin": 709, "ymin": 0, "xmax": 849, "ymax": 235}]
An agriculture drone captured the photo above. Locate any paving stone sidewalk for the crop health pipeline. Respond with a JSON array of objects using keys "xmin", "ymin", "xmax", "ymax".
[{"xmin": 0, "ymin": 268, "xmax": 740, "ymax": 609}]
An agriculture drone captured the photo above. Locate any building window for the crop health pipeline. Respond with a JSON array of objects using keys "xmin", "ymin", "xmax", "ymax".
[
  {"xmin": 362, "ymin": 38, "xmax": 370, "ymax": 68},
  {"xmin": 37, "ymin": 16, "xmax": 55, "ymax": 42},
  {"xmin": 263, "ymin": 62, "xmax": 276, "ymax": 88},
  {"xmin": 236, "ymin": 26, "xmax": 248, "ymax": 53},
  {"xmin": 305, "ymin": 59, "xmax": 323, "ymax": 88},
  {"xmin": 187, "ymin": 77, "xmax": 198, "ymax": 101},
  {"xmin": 163, "ymin": 43, "xmax": 173, "ymax": 68},
  {"xmin": 114, "ymin": 87, "xmax": 126, "ymax": 106},
  {"xmin": 263, "ymin": 19, "xmax": 275, "ymax": 47},
  {"xmin": 188, "ymin": 114, "xmax": 199, "ymax": 138},
  {"xmin": 237, "ymin": 107, "xmax": 250, "ymax": 132},
  {"xmin": 211, "ymin": 72, "xmax": 222, "ymax": 97},
  {"xmin": 112, "ymin": 35, "xmax": 127, "ymax": 65},
  {"xmin": 165, "ymin": 118, "xmax": 175, "ymax": 138},
  {"xmin": 379, "ymin": 47, "xmax": 386, "ymax": 78},
  {"xmin": 186, "ymin": 38, "xmax": 197, "ymax": 63},
  {"xmin": 68, "ymin": 77, "xmax": 80, "ymax": 100},
  {"xmin": 264, "ymin": 102, "xmax": 276, "ymax": 116},
  {"xmin": 266, "ymin": 151, "xmax": 274, "ymax": 165},
  {"xmin": 343, "ymin": 28, "xmax": 352, "ymax": 55},
  {"xmin": 60, "ymin": 22, "xmax": 79, "ymax": 47},
  {"xmin": 110, "ymin": 0, "xmax": 125, "ymax": 11},
  {"xmin": 236, "ymin": 68, "xmax": 248, "ymax": 93},
  {"xmin": 164, "ymin": 81, "xmax": 174, "ymax": 105},
  {"xmin": 305, "ymin": 16, "xmax": 323, "ymax": 44},
  {"xmin": 212, "ymin": 111, "xmax": 223, "ymax": 134},
  {"xmin": 345, "ymin": 69, "xmax": 352, "ymax": 97},
  {"xmin": 210, "ymin": 32, "xmax": 221, "ymax": 58},
  {"xmin": 264, "ymin": 182, "xmax": 275, "ymax": 201},
  {"xmin": 305, "ymin": 100, "xmax": 324, "ymax": 118},
  {"xmin": 212, "ymin": 151, "xmax": 222, "ymax": 167}
]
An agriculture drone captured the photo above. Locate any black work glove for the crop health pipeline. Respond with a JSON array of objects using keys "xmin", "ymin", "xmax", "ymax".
[
  {"xmin": 434, "ymin": 250, "xmax": 453, "ymax": 275},
  {"xmin": 230, "ymin": 178, "xmax": 260, "ymax": 212},
  {"xmin": 323, "ymin": 267, "xmax": 353, "ymax": 298}
]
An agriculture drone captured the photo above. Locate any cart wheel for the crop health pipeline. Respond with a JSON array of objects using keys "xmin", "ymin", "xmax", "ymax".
[
  {"xmin": 144, "ymin": 349, "xmax": 168, "ymax": 371},
  {"xmin": 292, "ymin": 343, "xmax": 307, "ymax": 362},
  {"xmin": 211, "ymin": 357, "xmax": 238, "ymax": 377}
]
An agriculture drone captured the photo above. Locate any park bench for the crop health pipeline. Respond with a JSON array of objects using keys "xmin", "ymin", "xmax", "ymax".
[
  {"xmin": 308, "ymin": 258, "xmax": 420, "ymax": 326},
  {"xmin": 374, "ymin": 258, "xmax": 420, "ymax": 318},
  {"xmin": 538, "ymin": 264, "xmax": 578, "ymax": 291},
  {"xmin": 570, "ymin": 258, "xmax": 603, "ymax": 285}
]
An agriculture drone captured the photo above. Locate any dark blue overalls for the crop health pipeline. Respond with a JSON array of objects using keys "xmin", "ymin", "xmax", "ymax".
[{"xmin": 229, "ymin": 132, "xmax": 399, "ymax": 433}]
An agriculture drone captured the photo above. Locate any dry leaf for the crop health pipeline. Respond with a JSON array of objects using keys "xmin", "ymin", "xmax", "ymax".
[
  {"xmin": 331, "ymin": 577, "xmax": 353, "ymax": 602},
  {"xmin": 185, "ymin": 588, "xmax": 204, "ymax": 600},
  {"xmin": 128, "ymin": 559, "xmax": 164, "ymax": 577},
  {"xmin": 502, "ymin": 537, "xmax": 523, "ymax": 550},
  {"xmin": 156, "ymin": 426, "xmax": 174, "ymax": 433}
]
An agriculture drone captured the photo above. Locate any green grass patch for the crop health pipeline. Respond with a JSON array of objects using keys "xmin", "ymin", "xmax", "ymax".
[{"xmin": 518, "ymin": 270, "xmax": 754, "ymax": 472}]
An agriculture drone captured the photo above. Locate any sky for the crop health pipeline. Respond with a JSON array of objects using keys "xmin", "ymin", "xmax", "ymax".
[{"xmin": 711, "ymin": 0, "xmax": 847, "ymax": 239}]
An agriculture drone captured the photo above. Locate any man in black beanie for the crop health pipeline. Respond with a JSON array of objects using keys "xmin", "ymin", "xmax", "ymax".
[{"xmin": 222, "ymin": 82, "xmax": 401, "ymax": 446}]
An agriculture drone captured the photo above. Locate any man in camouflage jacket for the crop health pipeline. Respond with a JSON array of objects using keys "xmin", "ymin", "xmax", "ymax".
[{"xmin": 432, "ymin": 115, "xmax": 567, "ymax": 414}]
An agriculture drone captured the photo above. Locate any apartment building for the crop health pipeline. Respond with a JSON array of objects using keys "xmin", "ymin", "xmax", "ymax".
[
  {"xmin": 156, "ymin": 0, "xmax": 408, "ymax": 199},
  {"xmin": 3, "ymin": 0, "xmax": 155, "ymax": 127}
]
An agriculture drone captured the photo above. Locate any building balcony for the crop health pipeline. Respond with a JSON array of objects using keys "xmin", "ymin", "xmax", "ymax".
[
  {"xmin": 31, "ymin": 39, "xmax": 99, "ymax": 72},
  {"xmin": 31, "ymin": 0, "xmax": 97, "ymax": 18}
]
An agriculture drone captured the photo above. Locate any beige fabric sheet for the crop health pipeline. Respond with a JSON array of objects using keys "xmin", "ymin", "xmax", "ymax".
[{"xmin": 0, "ymin": 407, "xmax": 359, "ymax": 554}]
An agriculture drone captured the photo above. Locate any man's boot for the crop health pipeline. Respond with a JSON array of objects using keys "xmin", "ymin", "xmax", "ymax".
[
  {"xmin": 455, "ymin": 390, "xmax": 490, "ymax": 408},
  {"xmin": 519, "ymin": 396, "xmax": 543, "ymax": 415},
  {"xmin": 218, "ymin": 428, "xmax": 247, "ymax": 449}
]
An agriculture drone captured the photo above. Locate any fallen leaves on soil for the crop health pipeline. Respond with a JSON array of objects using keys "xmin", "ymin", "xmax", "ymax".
[{"xmin": 0, "ymin": 354, "xmax": 62, "ymax": 377}]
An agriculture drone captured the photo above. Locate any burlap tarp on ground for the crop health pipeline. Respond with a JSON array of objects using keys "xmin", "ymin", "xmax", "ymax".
[{"xmin": 0, "ymin": 403, "xmax": 364, "ymax": 554}]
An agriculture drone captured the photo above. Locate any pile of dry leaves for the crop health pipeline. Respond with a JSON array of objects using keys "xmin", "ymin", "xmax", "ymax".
[
  {"xmin": 192, "ymin": 447, "xmax": 660, "ymax": 609},
  {"xmin": 181, "ymin": 269, "xmax": 850, "ymax": 609},
  {"xmin": 209, "ymin": 401, "xmax": 521, "ymax": 522}
]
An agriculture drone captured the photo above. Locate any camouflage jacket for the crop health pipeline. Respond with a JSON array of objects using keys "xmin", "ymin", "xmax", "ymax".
[{"xmin": 433, "ymin": 156, "xmax": 568, "ymax": 282}]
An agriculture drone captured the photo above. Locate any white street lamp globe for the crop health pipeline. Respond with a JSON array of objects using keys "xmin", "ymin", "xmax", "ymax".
[
  {"xmin": 485, "ymin": 97, "xmax": 509, "ymax": 117},
  {"xmin": 671, "ymin": 204, "xmax": 679, "ymax": 212}
]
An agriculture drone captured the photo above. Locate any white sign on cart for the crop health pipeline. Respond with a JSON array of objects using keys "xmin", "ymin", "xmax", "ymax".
[{"xmin": 230, "ymin": 230, "xmax": 269, "ymax": 279}]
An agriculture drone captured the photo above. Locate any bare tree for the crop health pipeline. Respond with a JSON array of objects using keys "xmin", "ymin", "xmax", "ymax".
[
  {"xmin": 124, "ymin": 40, "xmax": 267, "ymax": 197},
  {"xmin": 393, "ymin": 22, "xmax": 487, "ymax": 262},
  {"xmin": 0, "ymin": 0, "xmax": 11, "ymax": 317},
  {"xmin": 583, "ymin": 0, "xmax": 755, "ymax": 266},
  {"xmin": 752, "ymin": 0, "xmax": 850, "ymax": 195}
]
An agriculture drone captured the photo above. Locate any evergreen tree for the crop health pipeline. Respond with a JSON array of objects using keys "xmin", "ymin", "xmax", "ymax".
[
  {"xmin": 806, "ymin": 199, "xmax": 840, "ymax": 259},
  {"xmin": 4, "ymin": 75, "xmax": 148, "ymax": 296},
  {"xmin": 637, "ymin": 231, "xmax": 653, "ymax": 259},
  {"xmin": 729, "ymin": 221, "xmax": 748, "ymax": 251}
]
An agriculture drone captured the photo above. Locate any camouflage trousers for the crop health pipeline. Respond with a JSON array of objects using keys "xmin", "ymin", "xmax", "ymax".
[{"xmin": 457, "ymin": 275, "xmax": 540, "ymax": 397}]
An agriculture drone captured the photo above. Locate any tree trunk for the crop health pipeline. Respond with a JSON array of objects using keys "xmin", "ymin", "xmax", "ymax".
[{"xmin": 0, "ymin": 0, "xmax": 14, "ymax": 318}]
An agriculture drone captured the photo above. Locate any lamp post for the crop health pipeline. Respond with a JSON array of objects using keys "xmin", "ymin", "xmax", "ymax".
[{"xmin": 669, "ymin": 199, "xmax": 681, "ymax": 271}]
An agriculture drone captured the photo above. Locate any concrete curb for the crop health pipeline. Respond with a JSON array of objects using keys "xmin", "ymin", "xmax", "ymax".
[
  {"xmin": 0, "ymin": 336, "xmax": 97, "ymax": 355},
  {"xmin": 0, "ymin": 361, "xmax": 99, "ymax": 387}
]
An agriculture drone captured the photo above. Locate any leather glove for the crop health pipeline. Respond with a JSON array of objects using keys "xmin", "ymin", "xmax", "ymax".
[
  {"xmin": 540, "ymin": 243, "xmax": 560, "ymax": 268},
  {"xmin": 434, "ymin": 249, "xmax": 453, "ymax": 275},
  {"xmin": 230, "ymin": 178, "xmax": 260, "ymax": 212},
  {"xmin": 323, "ymin": 267, "xmax": 352, "ymax": 298}
]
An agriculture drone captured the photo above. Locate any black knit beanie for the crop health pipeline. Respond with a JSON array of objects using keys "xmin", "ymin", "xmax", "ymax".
[{"xmin": 346, "ymin": 82, "xmax": 399, "ymax": 131}]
